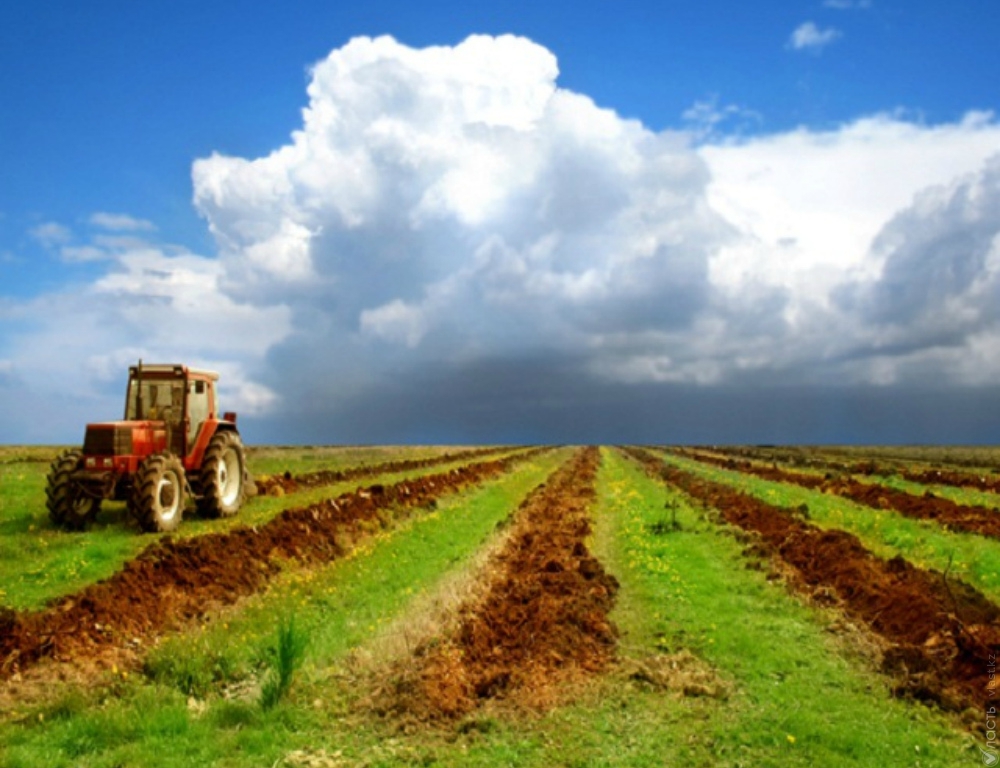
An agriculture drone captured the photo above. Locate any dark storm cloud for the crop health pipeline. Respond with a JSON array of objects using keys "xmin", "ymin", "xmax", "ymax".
[
  {"xmin": 831, "ymin": 154, "xmax": 1000, "ymax": 385},
  {"xmin": 866, "ymin": 154, "xmax": 1000, "ymax": 328},
  {"xmin": 198, "ymin": 38, "xmax": 1000, "ymax": 441},
  {"xmin": 247, "ymin": 353, "xmax": 1000, "ymax": 445}
]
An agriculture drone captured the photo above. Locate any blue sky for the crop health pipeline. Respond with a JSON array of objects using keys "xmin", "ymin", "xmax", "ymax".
[{"xmin": 2, "ymin": 1, "xmax": 1000, "ymax": 443}]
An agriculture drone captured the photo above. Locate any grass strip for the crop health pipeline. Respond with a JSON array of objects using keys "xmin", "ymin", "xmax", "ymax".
[
  {"xmin": 1, "ymin": 448, "xmax": 552, "ymax": 677},
  {"xmin": 0, "ymin": 447, "xmax": 529, "ymax": 611},
  {"xmin": 682, "ymin": 449, "xmax": 1000, "ymax": 540},
  {"xmin": 375, "ymin": 447, "xmax": 617, "ymax": 722},
  {"xmin": 2, "ymin": 448, "xmax": 980, "ymax": 768},
  {"xmin": 660, "ymin": 449, "xmax": 1000, "ymax": 607},
  {"xmin": 247, "ymin": 444, "xmax": 463, "ymax": 477},
  {"xmin": 635, "ymin": 448, "xmax": 999, "ymax": 713},
  {"xmin": 596, "ymin": 448, "xmax": 974, "ymax": 766},
  {"xmin": 698, "ymin": 446, "xmax": 1000, "ymax": 508},
  {"xmin": 0, "ymin": 449, "xmax": 572, "ymax": 767},
  {"xmin": 850, "ymin": 474, "xmax": 1000, "ymax": 512},
  {"xmin": 253, "ymin": 445, "xmax": 517, "ymax": 495}
]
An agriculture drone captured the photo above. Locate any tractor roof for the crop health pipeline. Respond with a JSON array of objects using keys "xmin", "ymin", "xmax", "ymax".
[{"xmin": 128, "ymin": 364, "xmax": 220, "ymax": 381}]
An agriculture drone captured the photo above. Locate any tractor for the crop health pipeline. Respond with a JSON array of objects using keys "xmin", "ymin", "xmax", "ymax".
[{"xmin": 46, "ymin": 362, "xmax": 253, "ymax": 533}]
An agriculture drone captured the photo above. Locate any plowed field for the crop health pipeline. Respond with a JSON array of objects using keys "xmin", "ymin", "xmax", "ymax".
[
  {"xmin": 682, "ymin": 449, "xmax": 1000, "ymax": 539},
  {"xmin": 0, "ymin": 444, "xmax": 995, "ymax": 767}
]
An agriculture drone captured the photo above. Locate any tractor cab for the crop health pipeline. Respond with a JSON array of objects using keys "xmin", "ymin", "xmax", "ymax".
[{"xmin": 122, "ymin": 364, "xmax": 222, "ymax": 462}]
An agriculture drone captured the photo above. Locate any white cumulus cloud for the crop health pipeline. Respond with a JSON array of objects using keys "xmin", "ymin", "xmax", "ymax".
[
  {"xmin": 823, "ymin": 0, "xmax": 871, "ymax": 9},
  {"xmin": 789, "ymin": 22, "xmax": 842, "ymax": 51},
  {"xmin": 191, "ymin": 34, "xmax": 731, "ymax": 399},
  {"xmin": 89, "ymin": 212, "xmax": 158, "ymax": 232},
  {"xmin": 4, "ymin": 34, "xmax": 1000, "ymax": 442},
  {"xmin": 29, "ymin": 221, "xmax": 72, "ymax": 248},
  {"xmin": 183, "ymin": 35, "xmax": 1000, "ymax": 411}
]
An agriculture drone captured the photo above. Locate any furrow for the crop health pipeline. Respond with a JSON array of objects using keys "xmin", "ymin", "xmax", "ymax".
[
  {"xmin": 0, "ymin": 448, "xmax": 551, "ymax": 680},
  {"xmin": 378, "ymin": 446, "xmax": 618, "ymax": 720},
  {"xmin": 625, "ymin": 446, "xmax": 1000, "ymax": 714},
  {"xmin": 680, "ymin": 448, "xmax": 1000, "ymax": 540}
]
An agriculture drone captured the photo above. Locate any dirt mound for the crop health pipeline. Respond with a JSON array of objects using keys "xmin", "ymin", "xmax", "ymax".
[
  {"xmin": 681, "ymin": 450, "xmax": 826, "ymax": 489},
  {"xmin": 684, "ymin": 449, "xmax": 1000, "ymax": 540},
  {"xmin": 626, "ymin": 447, "xmax": 1000, "ymax": 714},
  {"xmin": 255, "ymin": 446, "xmax": 514, "ymax": 496},
  {"xmin": 703, "ymin": 446, "xmax": 1000, "ymax": 494},
  {"xmin": 896, "ymin": 467, "xmax": 1000, "ymax": 494},
  {"xmin": 819, "ymin": 477, "xmax": 1000, "ymax": 538},
  {"xmin": 0, "ymin": 448, "xmax": 549, "ymax": 680},
  {"xmin": 375, "ymin": 447, "xmax": 618, "ymax": 722}
]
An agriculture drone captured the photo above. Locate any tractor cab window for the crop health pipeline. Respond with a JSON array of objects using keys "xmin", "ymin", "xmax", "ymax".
[
  {"xmin": 126, "ymin": 379, "xmax": 185, "ymax": 425},
  {"xmin": 127, "ymin": 377, "xmax": 187, "ymax": 455},
  {"xmin": 187, "ymin": 380, "xmax": 210, "ymax": 447}
]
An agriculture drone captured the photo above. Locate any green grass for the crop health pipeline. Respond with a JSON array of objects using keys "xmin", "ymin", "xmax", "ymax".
[
  {"xmin": 0, "ymin": 446, "xmax": 526, "ymax": 610},
  {"xmin": 660, "ymin": 450, "xmax": 1000, "ymax": 606},
  {"xmin": 809, "ymin": 445, "xmax": 1000, "ymax": 472},
  {"xmin": 865, "ymin": 473, "xmax": 1000, "ymax": 511},
  {"xmin": 0, "ymin": 447, "xmax": 61, "ymax": 465},
  {"xmin": 0, "ymin": 459, "xmax": 142, "ymax": 610},
  {"xmin": 245, "ymin": 444, "xmax": 469, "ymax": 477},
  {"xmin": 0, "ymin": 448, "xmax": 571, "ymax": 767},
  {"xmin": 0, "ymin": 447, "xmax": 982, "ymax": 767},
  {"xmin": 591, "ymin": 449, "xmax": 974, "ymax": 766},
  {"xmin": 704, "ymin": 447, "xmax": 1000, "ymax": 510}
]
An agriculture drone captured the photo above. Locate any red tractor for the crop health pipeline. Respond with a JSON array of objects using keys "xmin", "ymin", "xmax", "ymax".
[{"xmin": 46, "ymin": 362, "xmax": 253, "ymax": 533}]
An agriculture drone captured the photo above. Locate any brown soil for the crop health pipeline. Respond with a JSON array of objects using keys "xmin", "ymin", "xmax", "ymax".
[
  {"xmin": 706, "ymin": 446, "xmax": 1000, "ymax": 495},
  {"xmin": 683, "ymin": 450, "xmax": 1000, "ymax": 540},
  {"xmin": 626, "ymin": 447, "xmax": 1000, "ymax": 714},
  {"xmin": 374, "ymin": 447, "xmax": 618, "ymax": 722},
  {"xmin": 870, "ymin": 466, "xmax": 1000, "ymax": 495},
  {"xmin": 0, "ymin": 448, "xmax": 550, "ymax": 682},
  {"xmin": 255, "ymin": 446, "xmax": 514, "ymax": 496}
]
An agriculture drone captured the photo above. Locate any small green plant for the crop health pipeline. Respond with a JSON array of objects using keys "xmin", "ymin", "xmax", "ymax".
[
  {"xmin": 143, "ymin": 641, "xmax": 238, "ymax": 697},
  {"xmin": 260, "ymin": 614, "xmax": 309, "ymax": 710},
  {"xmin": 648, "ymin": 501, "xmax": 682, "ymax": 535}
]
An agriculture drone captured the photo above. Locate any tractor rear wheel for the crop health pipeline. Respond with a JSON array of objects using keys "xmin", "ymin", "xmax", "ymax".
[
  {"xmin": 133, "ymin": 454, "xmax": 187, "ymax": 533},
  {"xmin": 46, "ymin": 450, "xmax": 101, "ymax": 530},
  {"xmin": 197, "ymin": 432, "xmax": 246, "ymax": 518}
]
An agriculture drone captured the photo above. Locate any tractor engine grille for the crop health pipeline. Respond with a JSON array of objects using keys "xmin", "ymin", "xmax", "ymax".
[{"xmin": 83, "ymin": 426, "xmax": 133, "ymax": 456}]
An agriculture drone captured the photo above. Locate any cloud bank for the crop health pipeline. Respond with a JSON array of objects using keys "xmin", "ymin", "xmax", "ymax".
[{"xmin": 3, "ymin": 34, "xmax": 1000, "ymax": 443}]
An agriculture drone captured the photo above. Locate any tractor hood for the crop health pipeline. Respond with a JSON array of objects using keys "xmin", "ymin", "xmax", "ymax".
[{"xmin": 83, "ymin": 421, "xmax": 168, "ymax": 456}]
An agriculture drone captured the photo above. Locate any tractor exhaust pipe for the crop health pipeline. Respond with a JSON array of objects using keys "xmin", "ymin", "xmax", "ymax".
[{"xmin": 135, "ymin": 358, "xmax": 144, "ymax": 420}]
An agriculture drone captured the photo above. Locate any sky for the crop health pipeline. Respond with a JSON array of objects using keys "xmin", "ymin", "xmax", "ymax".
[{"xmin": 2, "ymin": 0, "xmax": 1000, "ymax": 445}]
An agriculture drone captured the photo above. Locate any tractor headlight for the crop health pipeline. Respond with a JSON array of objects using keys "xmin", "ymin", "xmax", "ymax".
[{"xmin": 86, "ymin": 457, "xmax": 96, "ymax": 468}]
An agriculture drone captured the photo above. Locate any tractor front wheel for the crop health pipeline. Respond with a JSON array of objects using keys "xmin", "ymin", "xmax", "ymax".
[
  {"xmin": 133, "ymin": 454, "xmax": 187, "ymax": 533},
  {"xmin": 197, "ymin": 432, "xmax": 246, "ymax": 518},
  {"xmin": 46, "ymin": 450, "xmax": 101, "ymax": 530}
]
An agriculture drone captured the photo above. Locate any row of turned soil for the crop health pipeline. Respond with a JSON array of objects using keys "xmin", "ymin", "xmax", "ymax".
[
  {"xmin": 377, "ymin": 447, "xmax": 618, "ymax": 721},
  {"xmin": 702, "ymin": 445, "xmax": 1000, "ymax": 495},
  {"xmin": 254, "ymin": 445, "xmax": 516, "ymax": 496},
  {"xmin": 625, "ymin": 448, "xmax": 1000, "ymax": 714},
  {"xmin": 679, "ymin": 449, "xmax": 1000, "ymax": 540},
  {"xmin": 0, "ymin": 448, "xmax": 550, "ymax": 681}
]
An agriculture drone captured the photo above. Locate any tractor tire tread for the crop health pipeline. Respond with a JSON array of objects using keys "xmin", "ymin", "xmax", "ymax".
[
  {"xmin": 45, "ymin": 450, "xmax": 99, "ymax": 530},
  {"xmin": 197, "ymin": 432, "xmax": 245, "ymax": 518},
  {"xmin": 133, "ymin": 453, "xmax": 186, "ymax": 533}
]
